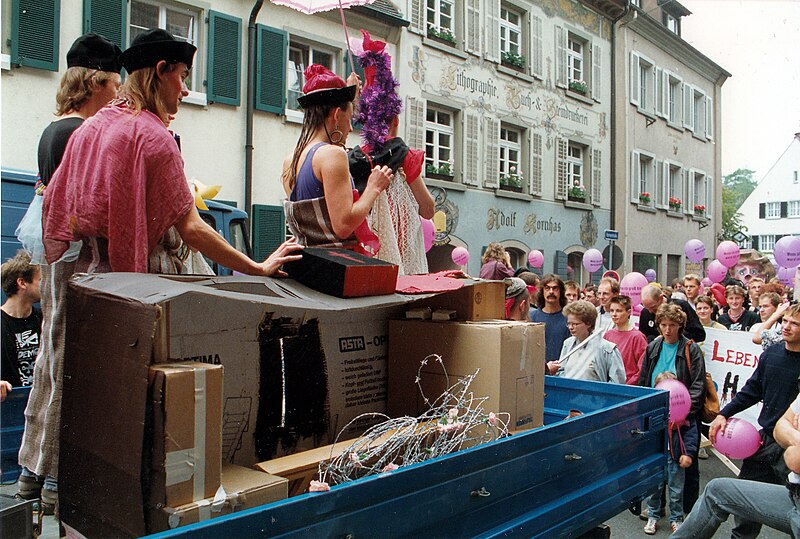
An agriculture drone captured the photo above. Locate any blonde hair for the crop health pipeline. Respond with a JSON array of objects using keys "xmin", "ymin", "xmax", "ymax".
[
  {"xmin": 654, "ymin": 371, "xmax": 678, "ymax": 385},
  {"xmin": 118, "ymin": 64, "xmax": 181, "ymax": 125},
  {"xmin": 482, "ymin": 242, "xmax": 508, "ymax": 265},
  {"xmin": 563, "ymin": 300, "xmax": 598, "ymax": 328},
  {"xmin": 55, "ymin": 67, "xmax": 118, "ymax": 115}
]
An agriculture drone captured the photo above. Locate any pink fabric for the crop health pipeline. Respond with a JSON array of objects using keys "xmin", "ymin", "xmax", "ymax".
[
  {"xmin": 302, "ymin": 64, "xmax": 346, "ymax": 93},
  {"xmin": 604, "ymin": 328, "xmax": 649, "ymax": 385},
  {"xmin": 404, "ymin": 149, "xmax": 424, "ymax": 184},
  {"xmin": 43, "ymin": 103, "xmax": 194, "ymax": 272},
  {"xmin": 396, "ymin": 274, "xmax": 465, "ymax": 294},
  {"xmin": 351, "ymin": 189, "xmax": 380, "ymax": 256},
  {"xmin": 479, "ymin": 260, "xmax": 515, "ymax": 280}
]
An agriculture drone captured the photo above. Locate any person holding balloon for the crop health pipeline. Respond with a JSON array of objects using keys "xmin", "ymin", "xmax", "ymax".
[
  {"xmin": 643, "ymin": 371, "xmax": 699, "ymax": 534},
  {"xmin": 674, "ymin": 379, "xmax": 800, "ymax": 538},
  {"xmin": 638, "ymin": 303, "xmax": 706, "ymax": 517},
  {"xmin": 704, "ymin": 302, "xmax": 800, "ymax": 538}
]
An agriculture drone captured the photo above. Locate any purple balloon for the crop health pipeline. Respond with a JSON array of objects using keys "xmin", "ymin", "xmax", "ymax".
[
  {"xmin": 527, "ymin": 249, "xmax": 544, "ymax": 268},
  {"xmin": 583, "ymin": 248, "xmax": 604, "ymax": 273},
  {"xmin": 716, "ymin": 241, "xmax": 741, "ymax": 269},
  {"xmin": 420, "ymin": 218, "xmax": 435, "ymax": 253},
  {"xmin": 714, "ymin": 418, "xmax": 761, "ymax": 460},
  {"xmin": 773, "ymin": 236, "xmax": 800, "ymax": 269},
  {"xmin": 451, "ymin": 246, "xmax": 470, "ymax": 266},
  {"xmin": 684, "ymin": 239, "xmax": 705, "ymax": 263},
  {"xmin": 777, "ymin": 266, "xmax": 795, "ymax": 286},
  {"xmin": 707, "ymin": 259, "xmax": 728, "ymax": 283},
  {"xmin": 632, "ymin": 303, "xmax": 644, "ymax": 317},
  {"xmin": 620, "ymin": 272, "xmax": 648, "ymax": 306},
  {"xmin": 656, "ymin": 379, "xmax": 691, "ymax": 423},
  {"xmin": 644, "ymin": 268, "xmax": 657, "ymax": 282},
  {"xmin": 701, "ymin": 277, "xmax": 713, "ymax": 287}
]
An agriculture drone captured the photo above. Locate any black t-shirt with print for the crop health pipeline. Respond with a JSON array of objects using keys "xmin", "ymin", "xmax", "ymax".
[{"xmin": 1, "ymin": 308, "xmax": 43, "ymax": 387}]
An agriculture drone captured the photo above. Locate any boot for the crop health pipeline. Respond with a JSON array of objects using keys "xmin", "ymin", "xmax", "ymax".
[
  {"xmin": 16, "ymin": 473, "xmax": 43, "ymax": 500},
  {"xmin": 41, "ymin": 487, "xmax": 58, "ymax": 517}
]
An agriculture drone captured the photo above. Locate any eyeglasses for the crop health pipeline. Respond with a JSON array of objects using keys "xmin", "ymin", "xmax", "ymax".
[{"xmin": 566, "ymin": 322, "xmax": 585, "ymax": 328}]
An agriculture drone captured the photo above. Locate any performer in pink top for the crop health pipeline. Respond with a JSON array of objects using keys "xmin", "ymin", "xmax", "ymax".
[{"xmin": 603, "ymin": 295, "xmax": 648, "ymax": 384}]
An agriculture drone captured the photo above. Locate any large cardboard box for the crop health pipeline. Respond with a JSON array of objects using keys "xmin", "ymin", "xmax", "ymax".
[
  {"xmin": 148, "ymin": 464, "xmax": 288, "ymax": 533},
  {"xmin": 409, "ymin": 280, "xmax": 506, "ymax": 321},
  {"xmin": 59, "ymin": 273, "xmax": 426, "ymax": 536},
  {"xmin": 284, "ymin": 247, "xmax": 399, "ymax": 297},
  {"xmin": 387, "ymin": 320, "xmax": 545, "ymax": 430},
  {"xmin": 149, "ymin": 362, "xmax": 223, "ymax": 508}
]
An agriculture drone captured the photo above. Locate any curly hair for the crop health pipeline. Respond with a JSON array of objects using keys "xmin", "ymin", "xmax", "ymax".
[
  {"xmin": 563, "ymin": 300, "xmax": 598, "ymax": 328},
  {"xmin": 481, "ymin": 242, "xmax": 508, "ymax": 265},
  {"xmin": 536, "ymin": 274, "xmax": 566, "ymax": 309},
  {"xmin": 655, "ymin": 303, "xmax": 687, "ymax": 330}
]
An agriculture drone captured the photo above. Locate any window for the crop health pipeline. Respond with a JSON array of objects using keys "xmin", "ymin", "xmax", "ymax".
[
  {"xmin": 287, "ymin": 41, "xmax": 336, "ymax": 112},
  {"xmin": 556, "ymin": 28, "xmax": 599, "ymax": 99},
  {"xmin": 567, "ymin": 143, "xmax": 584, "ymax": 195},
  {"xmin": 637, "ymin": 153, "xmax": 654, "ymax": 205},
  {"xmin": 765, "ymin": 201, "xmax": 781, "ymax": 219},
  {"xmin": 558, "ymin": 139, "xmax": 597, "ymax": 203},
  {"xmin": 425, "ymin": 107, "xmax": 455, "ymax": 177},
  {"xmin": 633, "ymin": 253, "xmax": 661, "ymax": 276},
  {"xmin": 693, "ymin": 89, "xmax": 706, "ymax": 137},
  {"xmin": 665, "ymin": 14, "xmax": 679, "ymax": 34},
  {"xmin": 426, "ymin": 0, "xmax": 455, "ymax": 42},
  {"xmin": 630, "ymin": 53, "xmax": 654, "ymax": 114},
  {"xmin": 693, "ymin": 171, "xmax": 706, "ymax": 209},
  {"xmin": 761, "ymin": 235, "xmax": 776, "ymax": 252},
  {"xmin": 630, "ymin": 0, "xmax": 640, "ymax": 6},
  {"xmin": 667, "ymin": 74, "xmax": 682, "ymax": 125},
  {"xmin": 668, "ymin": 163, "xmax": 682, "ymax": 200},
  {"xmin": 498, "ymin": 125, "xmax": 523, "ymax": 190},
  {"xmin": 567, "ymin": 36, "xmax": 584, "ymax": 85},
  {"xmin": 500, "ymin": 6, "xmax": 522, "ymax": 56},
  {"xmin": 788, "ymin": 201, "xmax": 800, "ymax": 218},
  {"xmin": 130, "ymin": 1, "xmax": 199, "ymax": 92},
  {"xmin": 794, "ymin": 171, "xmax": 798, "ymax": 184}
]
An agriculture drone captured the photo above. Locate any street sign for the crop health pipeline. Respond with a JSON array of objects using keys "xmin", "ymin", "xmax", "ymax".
[{"xmin": 604, "ymin": 229, "xmax": 619, "ymax": 241}]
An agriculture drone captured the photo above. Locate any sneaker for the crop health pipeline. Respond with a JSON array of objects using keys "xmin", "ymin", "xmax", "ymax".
[
  {"xmin": 638, "ymin": 509, "xmax": 650, "ymax": 521},
  {"xmin": 41, "ymin": 487, "xmax": 57, "ymax": 517},
  {"xmin": 698, "ymin": 447, "xmax": 709, "ymax": 459},
  {"xmin": 644, "ymin": 517, "xmax": 658, "ymax": 535},
  {"xmin": 16, "ymin": 474, "xmax": 43, "ymax": 500},
  {"xmin": 671, "ymin": 521, "xmax": 683, "ymax": 533}
]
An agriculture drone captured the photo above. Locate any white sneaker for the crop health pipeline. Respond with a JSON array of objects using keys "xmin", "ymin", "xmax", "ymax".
[
  {"xmin": 671, "ymin": 520, "xmax": 683, "ymax": 533},
  {"xmin": 644, "ymin": 517, "xmax": 658, "ymax": 535}
]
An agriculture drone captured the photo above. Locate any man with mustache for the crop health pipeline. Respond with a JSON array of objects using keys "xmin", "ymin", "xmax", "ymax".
[{"xmin": 530, "ymin": 274, "xmax": 571, "ymax": 375}]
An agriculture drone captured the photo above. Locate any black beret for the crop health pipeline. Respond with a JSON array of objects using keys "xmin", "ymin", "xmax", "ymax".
[
  {"xmin": 120, "ymin": 28, "xmax": 196, "ymax": 73},
  {"xmin": 297, "ymin": 85, "xmax": 357, "ymax": 108},
  {"xmin": 66, "ymin": 33, "xmax": 122, "ymax": 73}
]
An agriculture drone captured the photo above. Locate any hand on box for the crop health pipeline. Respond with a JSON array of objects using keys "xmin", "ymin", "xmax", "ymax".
[
  {"xmin": 260, "ymin": 238, "xmax": 304, "ymax": 277},
  {"xmin": 0, "ymin": 380, "xmax": 11, "ymax": 402}
]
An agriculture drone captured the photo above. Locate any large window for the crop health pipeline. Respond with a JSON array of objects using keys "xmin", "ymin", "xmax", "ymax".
[
  {"xmin": 287, "ymin": 41, "xmax": 336, "ymax": 112},
  {"xmin": 567, "ymin": 36, "xmax": 584, "ymax": 86},
  {"xmin": 639, "ymin": 59, "xmax": 653, "ymax": 112},
  {"xmin": 500, "ymin": 6, "xmax": 522, "ymax": 56},
  {"xmin": 425, "ymin": 107, "xmax": 455, "ymax": 177},
  {"xmin": 693, "ymin": 89, "xmax": 706, "ymax": 137},
  {"xmin": 789, "ymin": 200, "xmax": 800, "ymax": 218},
  {"xmin": 567, "ymin": 142, "xmax": 583, "ymax": 195},
  {"xmin": 638, "ymin": 153, "xmax": 654, "ymax": 206},
  {"xmin": 426, "ymin": 0, "xmax": 455, "ymax": 42},
  {"xmin": 693, "ymin": 171, "xmax": 706, "ymax": 209},
  {"xmin": 668, "ymin": 163, "xmax": 682, "ymax": 201},
  {"xmin": 765, "ymin": 201, "xmax": 781, "ymax": 219},
  {"xmin": 668, "ymin": 74, "xmax": 682, "ymax": 125},
  {"xmin": 761, "ymin": 235, "xmax": 776, "ymax": 252},
  {"xmin": 499, "ymin": 125, "xmax": 522, "ymax": 189},
  {"xmin": 130, "ymin": 1, "xmax": 199, "ymax": 91}
]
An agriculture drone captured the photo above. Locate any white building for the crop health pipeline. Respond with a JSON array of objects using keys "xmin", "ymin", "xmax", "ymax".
[{"xmin": 737, "ymin": 132, "xmax": 800, "ymax": 256}]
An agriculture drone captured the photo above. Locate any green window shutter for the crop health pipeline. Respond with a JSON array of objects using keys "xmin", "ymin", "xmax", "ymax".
[
  {"xmin": 554, "ymin": 250, "xmax": 568, "ymax": 278},
  {"xmin": 252, "ymin": 204, "xmax": 285, "ymax": 261},
  {"xmin": 83, "ymin": 0, "xmax": 126, "ymax": 48},
  {"xmin": 207, "ymin": 11, "xmax": 242, "ymax": 106},
  {"xmin": 255, "ymin": 24, "xmax": 287, "ymax": 114},
  {"xmin": 11, "ymin": 0, "xmax": 60, "ymax": 71}
]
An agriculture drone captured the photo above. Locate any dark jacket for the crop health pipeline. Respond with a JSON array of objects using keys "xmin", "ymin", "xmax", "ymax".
[
  {"xmin": 639, "ymin": 298, "xmax": 706, "ymax": 344},
  {"xmin": 638, "ymin": 335, "xmax": 707, "ymax": 418},
  {"xmin": 669, "ymin": 417, "xmax": 699, "ymax": 460}
]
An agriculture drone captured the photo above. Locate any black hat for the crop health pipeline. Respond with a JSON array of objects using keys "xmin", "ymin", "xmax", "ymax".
[
  {"xmin": 66, "ymin": 33, "xmax": 123, "ymax": 73},
  {"xmin": 297, "ymin": 86, "xmax": 357, "ymax": 108},
  {"xmin": 120, "ymin": 29, "xmax": 196, "ymax": 73}
]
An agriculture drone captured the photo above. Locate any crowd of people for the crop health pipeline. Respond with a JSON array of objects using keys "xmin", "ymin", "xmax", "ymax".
[{"xmin": 2, "ymin": 26, "xmax": 800, "ymax": 537}]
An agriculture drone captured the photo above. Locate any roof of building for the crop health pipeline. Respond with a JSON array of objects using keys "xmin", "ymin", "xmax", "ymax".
[{"xmin": 351, "ymin": 0, "xmax": 409, "ymax": 27}]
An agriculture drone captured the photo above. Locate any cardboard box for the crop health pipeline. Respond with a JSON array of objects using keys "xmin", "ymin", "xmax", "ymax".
[
  {"xmin": 59, "ymin": 273, "xmax": 425, "ymax": 536},
  {"xmin": 149, "ymin": 362, "xmax": 223, "ymax": 508},
  {"xmin": 409, "ymin": 280, "xmax": 506, "ymax": 321},
  {"xmin": 148, "ymin": 464, "xmax": 288, "ymax": 533},
  {"xmin": 284, "ymin": 247, "xmax": 399, "ymax": 297},
  {"xmin": 387, "ymin": 320, "xmax": 545, "ymax": 430}
]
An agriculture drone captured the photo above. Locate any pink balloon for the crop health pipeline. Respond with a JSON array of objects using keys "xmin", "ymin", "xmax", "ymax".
[
  {"xmin": 583, "ymin": 249, "xmax": 604, "ymax": 273},
  {"xmin": 707, "ymin": 259, "xmax": 728, "ymax": 283},
  {"xmin": 774, "ymin": 236, "xmax": 800, "ymax": 269},
  {"xmin": 777, "ymin": 266, "xmax": 795, "ymax": 286},
  {"xmin": 713, "ymin": 418, "xmax": 762, "ymax": 460},
  {"xmin": 655, "ymin": 379, "xmax": 691, "ymax": 423},
  {"xmin": 420, "ymin": 218, "xmax": 435, "ymax": 253},
  {"xmin": 716, "ymin": 241, "xmax": 741, "ymax": 269},
  {"xmin": 684, "ymin": 239, "xmax": 705, "ymax": 263},
  {"xmin": 451, "ymin": 246, "xmax": 470, "ymax": 266},
  {"xmin": 527, "ymin": 249, "xmax": 544, "ymax": 268},
  {"xmin": 620, "ymin": 272, "xmax": 648, "ymax": 306},
  {"xmin": 632, "ymin": 303, "xmax": 643, "ymax": 316},
  {"xmin": 701, "ymin": 277, "xmax": 712, "ymax": 287}
]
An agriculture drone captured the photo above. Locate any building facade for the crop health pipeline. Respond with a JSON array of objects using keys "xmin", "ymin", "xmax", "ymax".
[{"xmin": 613, "ymin": 0, "xmax": 729, "ymax": 282}]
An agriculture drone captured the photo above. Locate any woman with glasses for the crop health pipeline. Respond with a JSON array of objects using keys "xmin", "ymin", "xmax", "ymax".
[{"xmin": 554, "ymin": 300, "xmax": 625, "ymax": 383}]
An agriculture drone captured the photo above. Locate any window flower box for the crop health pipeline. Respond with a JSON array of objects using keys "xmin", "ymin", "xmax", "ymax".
[
  {"xmin": 639, "ymin": 192, "xmax": 651, "ymax": 205},
  {"xmin": 500, "ymin": 167, "xmax": 524, "ymax": 192},
  {"xmin": 501, "ymin": 51, "xmax": 526, "ymax": 71},
  {"xmin": 427, "ymin": 26, "xmax": 457, "ymax": 46},
  {"xmin": 426, "ymin": 161, "xmax": 454, "ymax": 181},
  {"xmin": 694, "ymin": 204, "xmax": 706, "ymax": 216},
  {"xmin": 568, "ymin": 80, "xmax": 588, "ymax": 95},
  {"xmin": 568, "ymin": 185, "xmax": 586, "ymax": 202},
  {"xmin": 669, "ymin": 197, "xmax": 682, "ymax": 212}
]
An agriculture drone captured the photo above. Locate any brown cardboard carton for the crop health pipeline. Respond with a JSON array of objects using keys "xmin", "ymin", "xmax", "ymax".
[
  {"xmin": 387, "ymin": 320, "xmax": 545, "ymax": 430},
  {"xmin": 149, "ymin": 362, "xmax": 223, "ymax": 508},
  {"xmin": 409, "ymin": 280, "xmax": 506, "ymax": 321},
  {"xmin": 148, "ymin": 464, "xmax": 288, "ymax": 532}
]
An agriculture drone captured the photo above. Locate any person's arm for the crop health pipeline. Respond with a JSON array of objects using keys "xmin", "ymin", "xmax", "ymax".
[
  {"xmin": 318, "ymin": 147, "xmax": 391, "ymax": 238},
  {"xmin": 176, "ymin": 209, "xmax": 303, "ymax": 276},
  {"xmin": 774, "ymin": 402, "xmax": 800, "ymax": 449},
  {"xmin": 710, "ymin": 362, "xmax": 765, "ymax": 443},
  {"xmin": 755, "ymin": 302, "xmax": 790, "ymax": 347}
]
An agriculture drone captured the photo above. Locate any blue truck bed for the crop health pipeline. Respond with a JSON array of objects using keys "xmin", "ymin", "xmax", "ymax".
[{"xmin": 146, "ymin": 377, "xmax": 667, "ymax": 538}]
